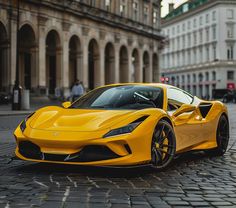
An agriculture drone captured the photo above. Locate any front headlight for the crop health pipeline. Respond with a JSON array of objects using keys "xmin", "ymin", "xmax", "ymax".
[
  {"xmin": 20, "ymin": 112, "xmax": 35, "ymax": 132},
  {"xmin": 103, "ymin": 116, "xmax": 148, "ymax": 138}
]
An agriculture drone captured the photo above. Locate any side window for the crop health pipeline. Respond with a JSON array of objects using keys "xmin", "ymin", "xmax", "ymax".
[{"xmin": 167, "ymin": 88, "xmax": 193, "ymax": 111}]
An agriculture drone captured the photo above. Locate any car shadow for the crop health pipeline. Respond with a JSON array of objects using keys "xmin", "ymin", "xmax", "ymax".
[{"xmin": 12, "ymin": 151, "xmax": 217, "ymax": 178}]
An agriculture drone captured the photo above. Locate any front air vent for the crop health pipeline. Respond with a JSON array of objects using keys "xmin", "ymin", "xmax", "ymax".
[{"xmin": 199, "ymin": 103, "xmax": 213, "ymax": 118}]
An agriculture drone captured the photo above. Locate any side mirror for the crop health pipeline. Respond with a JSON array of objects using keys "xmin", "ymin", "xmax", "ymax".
[
  {"xmin": 172, "ymin": 104, "xmax": 196, "ymax": 117},
  {"xmin": 62, "ymin": 101, "xmax": 71, "ymax": 109}
]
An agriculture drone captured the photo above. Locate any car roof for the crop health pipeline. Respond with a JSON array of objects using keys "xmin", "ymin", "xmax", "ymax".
[{"xmin": 103, "ymin": 83, "xmax": 174, "ymax": 89}]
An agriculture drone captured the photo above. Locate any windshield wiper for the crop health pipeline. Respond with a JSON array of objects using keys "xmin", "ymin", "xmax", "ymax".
[{"xmin": 134, "ymin": 92, "xmax": 157, "ymax": 108}]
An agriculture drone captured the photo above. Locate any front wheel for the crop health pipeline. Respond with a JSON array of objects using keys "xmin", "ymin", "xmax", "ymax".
[{"xmin": 151, "ymin": 120, "xmax": 176, "ymax": 169}]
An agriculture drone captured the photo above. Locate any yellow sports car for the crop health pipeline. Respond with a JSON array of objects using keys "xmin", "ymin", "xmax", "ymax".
[{"xmin": 14, "ymin": 83, "xmax": 229, "ymax": 169}]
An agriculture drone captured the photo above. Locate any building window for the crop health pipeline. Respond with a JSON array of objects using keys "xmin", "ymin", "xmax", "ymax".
[
  {"xmin": 187, "ymin": 74, "xmax": 190, "ymax": 83},
  {"xmin": 188, "ymin": 21, "xmax": 191, "ymax": 30},
  {"xmin": 199, "ymin": 73, "xmax": 203, "ymax": 82},
  {"xmin": 144, "ymin": 5, "xmax": 149, "ymax": 24},
  {"xmin": 212, "ymin": 71, "xmax": 216, "ymax": 81},
  {"xmin": 227, "ymin": 25, "xmax": 234, "ymax": 38},
  {"xmin": 213, "ymin": 45, "xmax": 217, "ymax": 60},
  {"xmin": 212, "ymin": 25, "xmax": 216, "ymax": 40},
  {"xmin": 193, "ymin": 49, "xmax": 196, "ymax": 64},
  {"xmin": 199, "ymin": 30, "xmax": 203, "ymax": 43},
  {"xmin": 177, "ymin": 25, "xmax": 180, "ymax": 34},
  {"xmin": 212, "ymin": 11, "xmax": 216, "ymax": 21},
  {"xmin": 227, "ymin": 45, "xmax": 234, "ymax": 60},
  {"xmin": 177, "ymin": 37, "xmax": 180, "ymax": 49},
  {"xmin": 153, "ymin": 10, "xmax": 158, "ymax": 26},
  {"xmin": 199, "ymin": 47, "xmax": 203, "ymax": 62},
  {"xmin": 182, "ymin": 75, "xmax": 185, "ymax": 84},
  {"xmin": 188, "ymin": 34, "xmax": 191, "ymax": 46},
  {"xmin": 206, "ymin": 47, "xmax": 210, "ymax": 61},
  {"xmin": 206, "ymin": 13, "xmax": 209, "ymax": 23},
  {"xmin": 227, "ymin": 71, "xmax": 234, "ymax": 80},
  {"xmin": 227, "ymin": 9, "xmax": 234, "ymax": 19},
  {"xmin": 188, "ymin": 50, "xmax": 191, "ymax": 65},
  {"xmin": 166, "ymin": 29, "xmax": 169, "ymax": 36},
  {"xmin": 199, "ymin": 16, "xmax": 203, "ymax": 25},
  {"xmin": 105, "ymin": 0, "xmax": 111, "ymax": 11},
  {"xmin": 193, "ymin": 18, "xmax": 197, "ymax": 28},
  {"xmin": 90, "ymin": 0, "xmax": 96, "ymax": 7},
  {"xmin": 133, "ymin": 1, "xmax": 139, "ymax": 21},
  {"xmin": 206, "ymin": 72, "xmax": 209, "ymax": 81},
  {"xmin": 182, "ymin": 23, "xmax": 185, "ymax": 31},
  {"xmin": 206, "ymin": 28, "xmax": 209, "ymax": 42},
  {"xmin": 120, "ymin": 0, "xmax": 127, "ymax": 16},
  {"xmin": 172, "ymin": 27, "xmax": 175, "ymax": 35},
  {"xmin": 193, "ymin": 32, "xmax": 197, "ymax": 45},
  {"xmin": 182, "ymin": 35, "xmax": 185, "ymax": 48}
]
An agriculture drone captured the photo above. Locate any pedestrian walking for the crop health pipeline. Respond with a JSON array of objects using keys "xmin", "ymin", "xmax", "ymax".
[{"xmin": 71, "ymin": 79, "xmax": 84, "ymax": 102}]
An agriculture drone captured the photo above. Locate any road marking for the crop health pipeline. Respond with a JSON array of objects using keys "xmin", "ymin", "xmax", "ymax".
[
  {"xmin": 34, "ymin": 180, "xmax": 49, "ymax": 189},
  {"xmin": 61, "ymin": 186, "xmax": 70, "ymax": 206}
]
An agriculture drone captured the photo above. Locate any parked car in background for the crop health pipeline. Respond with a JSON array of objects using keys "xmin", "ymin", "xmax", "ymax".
[{"xmin": 212, "ymin": 89, "xmax": 236, "ymax": 103}]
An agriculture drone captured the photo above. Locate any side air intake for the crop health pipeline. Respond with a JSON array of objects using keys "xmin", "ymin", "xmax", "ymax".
[{"xmin": 199, "ymin": 103, "xmax": 213, "ymax": 118}]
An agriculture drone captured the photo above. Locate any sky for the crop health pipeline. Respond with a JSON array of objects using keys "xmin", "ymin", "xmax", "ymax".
[{"xmin": 161, "ymin": 0, "xmax": 188, "ymax": 17}]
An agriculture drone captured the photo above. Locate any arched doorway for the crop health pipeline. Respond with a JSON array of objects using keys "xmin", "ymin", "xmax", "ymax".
[
  {"xmin": 132, "ymin": 49, "xmax": 140, "ymax": 82},
  {"xmin": 143, "ymin": 51, "xmax": 150, "ymax": 82},
  {"xmin": 152, "ymin": 53, "xmax": 158, "ymax": 82},
  {"xmin": 46, "ymin": 30, "xmax": 61, "ymax": 95},
  {"xmin": 69, "ymin": 35, "xmax": 82, "ymax": 88},
  {"xmin": 0, "ymin": 22, "xmax": 8, "ymax": 92},
  {"xmin": 119, "ymin": 46, "xmax": 129, "ymax": 82},
  {"xmin": 88, "ymin": 39, "xmax": 100, "ymax": 90},
  {"xmin": 19, "ymin": 24, "xmax": 36, "ymax": 90},
  {"xmin": 105, "ymin": 42, "xmax": 115, "ymax": 84}
]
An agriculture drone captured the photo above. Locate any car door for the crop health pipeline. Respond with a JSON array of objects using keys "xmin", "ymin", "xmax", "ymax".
[{"xmin": 167, "ymin": 88, "xmax": 203, "ymax": 152}]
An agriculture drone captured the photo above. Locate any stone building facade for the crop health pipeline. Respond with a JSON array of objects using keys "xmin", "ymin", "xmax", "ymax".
[
  {"xmin": 0, "ymin": 0, "xmax": 163, "ymax": 97},
  {"xmin": 161, "ymin": 0, "xmax": 236, "ymax": 99}
]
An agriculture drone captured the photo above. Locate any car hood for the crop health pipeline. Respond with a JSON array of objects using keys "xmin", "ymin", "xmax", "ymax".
[{"xmin": 29, "ymin": 106, "xmax": 136, "ymax": 132}]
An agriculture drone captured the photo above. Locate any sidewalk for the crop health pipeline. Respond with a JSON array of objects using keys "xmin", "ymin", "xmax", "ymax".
[{"xmin": 0, "ymin": 97, "xmax": 61, "ymax": 116}]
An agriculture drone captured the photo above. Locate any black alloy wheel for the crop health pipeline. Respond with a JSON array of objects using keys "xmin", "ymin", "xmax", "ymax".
[
  {"xmin": 213, "ymin": 115, "xmax": 230, "ymax": 156},
  {"xmin": 151, "ymin": 120, "xmax": 176, "ymax": 169}
]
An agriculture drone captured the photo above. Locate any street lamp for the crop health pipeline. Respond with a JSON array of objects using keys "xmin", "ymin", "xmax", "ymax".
[{"xmin": 12, "ymin": 0, "xmax": 22, "ymax": 110}]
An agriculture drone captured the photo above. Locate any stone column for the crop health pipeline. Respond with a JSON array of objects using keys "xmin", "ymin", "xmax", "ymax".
[
  {"xmin": 114, "ymin": 44, "xmax": 120, "ymax": 83},
  {"xmin": 139, "ymin": 49, "xmax": 144, "ymax": 82},
  {"xmin": 99, "ymin": 42, "xmax": 105, "ymax": 86},
  {"xmin": 76, "ymin": 52, "xmax": 83, "ymax": 81},
  {"xmin": 62, "ymin": 40, "xmax": 70, "ymax": 98},
  {"xmin": 9, "ymin": 15, "xmax": 17, "ymax": 87},
  {"xmin": 148, "ymin": 52, "xmax": 153, "ymax": 82},
  {"xmin": 30, "ymin": 47, "xmax": 39, "ymax": 92},
  {"xmin": 128, "ymin": 48, "xmax": 133, "ymax": 82},
  {"xmin": 82, "ymin": 39, "xmax": 88, "ymax": 89},
  {"xmin": 38, "ymin": 15, "xmax": 48, "ymax": 95}
]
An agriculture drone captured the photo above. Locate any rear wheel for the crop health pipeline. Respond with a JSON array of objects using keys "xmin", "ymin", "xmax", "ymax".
[
  {"xmin": 151, "ymin": 120, "xmax": 176, "ymax": 169},
  {"xmin": 212, "ymin": 115, "xmax": 229, "ymax": 156}
]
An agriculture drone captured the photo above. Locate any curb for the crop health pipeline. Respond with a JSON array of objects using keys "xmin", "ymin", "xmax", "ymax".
[{"xmin": 0, "ymin": 111, "xmax": 33, "ymax": 117}]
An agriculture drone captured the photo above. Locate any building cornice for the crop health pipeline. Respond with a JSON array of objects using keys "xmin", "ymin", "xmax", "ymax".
[
  {"xmin": 162, "ymin": 60, "xmax": 236, "ymax": 74},
  {"xmin": 162, "ymin": 0, "xmax": 236, "ymax": 27},
  {"xmin": 17, "ymin": 0, "xmax": 165, "ymax": 41}
]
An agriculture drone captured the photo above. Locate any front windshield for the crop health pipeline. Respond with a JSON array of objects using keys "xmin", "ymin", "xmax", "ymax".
[{"xmin": 70, "ymin": 85, "xmax": 163, "ymax": 110}]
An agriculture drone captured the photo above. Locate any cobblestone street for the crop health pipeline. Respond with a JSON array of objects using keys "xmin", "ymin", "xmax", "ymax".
[{"xmin": 0, "ymin": 105, "xmax": 236, "ymax": 208}]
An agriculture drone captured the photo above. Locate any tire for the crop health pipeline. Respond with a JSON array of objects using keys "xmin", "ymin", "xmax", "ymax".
[
  {"xmin": 209, "ymin": 115, "xmax": 229, "ymax": 156},
  {"xmin": 151, "ymin": 120, "xmax": 176, "ymax": 169}
]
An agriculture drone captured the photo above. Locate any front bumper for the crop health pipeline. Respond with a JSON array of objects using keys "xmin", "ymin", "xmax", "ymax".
[{"xmin": 14, "ymin": 125, "xmax": 153, "ymax": 166}]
